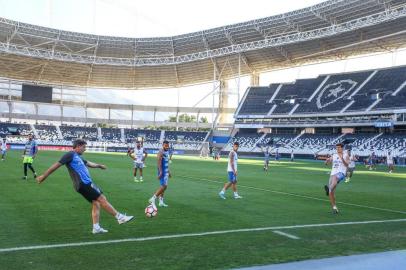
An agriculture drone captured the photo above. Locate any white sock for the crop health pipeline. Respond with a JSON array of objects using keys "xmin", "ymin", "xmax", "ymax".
[
  {"xmin": 234, "ymin": 192, "xmax": 238, "ymax": 196},
  {"xmin": 220, "ymin": 189, "xmax": 225, "ymax": 194},
  {"xmin": 159, "ymin": 197, "xmax": 164, "ymax": 202},
  {"xmin": 333, "ymin": 205, "xmax": 338, "ymax": 210},
  {"xmin": 150, "ymin": 195, "xmax": 156, "ymax": 201},
  {"xmin": 93, "ymin": 223, "xmax": 100, "ymax": 229},
  {"xmin": 115, "ymin": 213, "xmax": 123, "ymax": 220},
  {"xmin": 140, "ymin": 176, "xmax": 143, "ymax": 180}
]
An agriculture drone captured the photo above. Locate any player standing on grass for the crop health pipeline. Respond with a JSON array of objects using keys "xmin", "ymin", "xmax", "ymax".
[
  {"xmin": 22, "ymin": 134, "xmax": 38, "ymax": 180},
  {"xmin": 149, "ymin": 140, "xmax": 171, "ymax": 207},
  {"xmin": 219, "ymin": 142, "xmax": 242, "ymax": 199},
  {"xmin": 345, "ymin": 149, "xmax": 358, "ymax": 183},
  {"xmin": 368, "ymin": 151, "xmax": 376, "ymax": 170},
  {"xmin": 262, "ymin": 146, "xmax": 270, "ymax": 171},
  {"xmin": 36, "ymin": 139, "xmax": 134, "ymax": 234},
  {"xmin": 324, "ymin": 143, "xmax": 349, "ymax": 214},
  {"xmin": 129, "ymin": 141, "xmax": 148, "ymax": 182},
  {"xmin": 386, "ymin": 151, "xmax": 395, "ymax": 174},
  {"xmin": 1, "ymin": 138, "xmax": 7, "ymax": 161}
]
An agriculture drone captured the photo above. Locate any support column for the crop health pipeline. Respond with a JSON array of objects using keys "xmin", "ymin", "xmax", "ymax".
[
  {"xmin": 60, "ymin": 105, "xmax": 63, "ymax": 125},
  {"xmin": 196, "ymin": 111, "xmax": 200, "ymax": 130},
  {"xmin": 85, "ymin": 106, "xmax": 88, "ymax": 125},
  {"xmin": 34, "ymin": 104, "xmax": 39, "ymax": 124},
  {"xmin": 175, "ymin": 110, "xmax": 179, "ymax": 131},
  {"xmin": 7, "ymin": 101, "xmax": 12, "ymax": 122},
  {"xmin": 131, "ymin": 105, "xmax": 134, "ymax": 128},
  {"xmin": 250, "ymin": 72, "xmax": 260, "ymax": 86},
  {"xmin": 153, "ymin": 108, "xmax": 157, "ymax": 129},
  {"xmin": 218, "ymin": 80, "xmax": 229, "ymax": 125}
]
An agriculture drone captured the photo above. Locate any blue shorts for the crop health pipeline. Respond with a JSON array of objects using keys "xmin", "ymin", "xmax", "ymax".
[
  {"xmin": 159, "ymin": 176, "xmax": 169, "ymax": 186},
  {"xmin": 334, "ymin": 172, "xmax": 346, "ymax": 183},
  {"xmin": 1, "ymin": 150, "xmax": 5, "ymax": 154},
  {"xmin": 228, "ymin": 171, "xmax": 237, "ymax": 183}
]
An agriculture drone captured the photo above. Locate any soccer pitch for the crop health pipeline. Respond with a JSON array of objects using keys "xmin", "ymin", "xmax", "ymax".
[{"xmin": 0, "ymin": 150, "xmax": 406, "ymax": 270}]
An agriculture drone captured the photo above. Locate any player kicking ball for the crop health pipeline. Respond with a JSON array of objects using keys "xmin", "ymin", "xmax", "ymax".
[
  {"xmin": 148, "ymin": 140, "xmax": 171, "ymax": 208},
  {"xmin": 324, "ymin": 143, "xmax": 349, "ymax": 214},
  {"xmin": 36, "ymin": 139, "xmax": 134, "ymax": 234},
  {"xmin": 219, "ymin": 142, "xmax": 242, "ymax": 199}
]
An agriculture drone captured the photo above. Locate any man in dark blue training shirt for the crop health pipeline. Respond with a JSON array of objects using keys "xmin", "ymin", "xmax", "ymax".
[{"xmin": 37, "ymin": 139, "xmax": 134, "ymax": 234}]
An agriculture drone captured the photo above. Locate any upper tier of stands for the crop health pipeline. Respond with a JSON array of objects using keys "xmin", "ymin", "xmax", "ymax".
[{"xmin": 237, "ymin": 65, "xmax": 406, "ymax": 117}]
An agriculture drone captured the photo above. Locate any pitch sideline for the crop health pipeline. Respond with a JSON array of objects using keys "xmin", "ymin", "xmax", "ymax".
[{"xmin": 1, "ymin": 218, "xmax": 406, "ymax": 253}]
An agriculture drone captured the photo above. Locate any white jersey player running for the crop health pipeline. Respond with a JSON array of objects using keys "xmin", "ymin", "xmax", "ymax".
[
  {"xmin": 345, "ymin": 150, "xmax": 357, "ymax": 183},
  {"xmin": 386, "ymin": 151, "xmax": 394, "ymax": 174},
  {"xmin": 129, "ymin": 141, "xmax": 148, "ymax": 182},
  {"xmin": 1, "ymin": 138, "xmax": 7, "ymax": 161},
  {"xmin": 324, "ymin": 143, "xmax": 349, "ymax": 214}
]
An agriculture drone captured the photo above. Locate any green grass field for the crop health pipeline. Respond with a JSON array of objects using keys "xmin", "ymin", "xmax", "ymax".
[{"xmin": 0, "ymin": 150, "xmax": 406, "ymax": 270}]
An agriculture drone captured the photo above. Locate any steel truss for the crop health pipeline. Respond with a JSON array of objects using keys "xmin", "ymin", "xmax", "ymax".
[{"xmin": 0, "ymin": 3, "xmax": 404, "ymax": 67}]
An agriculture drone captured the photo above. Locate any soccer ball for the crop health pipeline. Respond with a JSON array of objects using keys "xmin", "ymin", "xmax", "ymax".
[{"xmin": 145, "ymin": 204, "xmax": 158, "ymax": 218}]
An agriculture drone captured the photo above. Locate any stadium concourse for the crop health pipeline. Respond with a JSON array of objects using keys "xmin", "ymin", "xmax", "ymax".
[{"xmin": 1, "ymin": 0, "xmax": 406, "ymax": 269}]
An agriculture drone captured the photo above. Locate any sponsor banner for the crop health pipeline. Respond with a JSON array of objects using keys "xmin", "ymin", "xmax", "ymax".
[
  {"xmin": 38, "ymin": 145, "xmax": 72, "ymax": 151},
  {"xmin": 374, "ymin": 121, "xmax": 393, "ymax": 128},
  {"xmin": 234, "ymin": 124, "xmax": 264, "ymax": 129},
  {"xmin": 9, "ymin": 144, "xmax": 26, "ymax": 150},
  {"xmin": 211, "ymin": 136, "xmax": 230, "ymax": 144},
  {"xmin": 9, "ymin": 144, "xmax": 185, "ymax": 155},
  {"xmin": 106, "ymin": 147, "xmax": 129, "ymax": 153},
  {"xmin": 147, "ymin": 149, "xmax": 184, "ymax": 155}
]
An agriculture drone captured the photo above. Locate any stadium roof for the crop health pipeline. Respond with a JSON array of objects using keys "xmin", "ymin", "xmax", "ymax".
[{"xmin": 0, "ymin": 0, "xmax": 406, "ymax": 88}]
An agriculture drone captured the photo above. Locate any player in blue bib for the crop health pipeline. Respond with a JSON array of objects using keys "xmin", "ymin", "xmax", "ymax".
[{"xmin": 149, "ymin": 140, "xmax": 171, "ymax": 207}]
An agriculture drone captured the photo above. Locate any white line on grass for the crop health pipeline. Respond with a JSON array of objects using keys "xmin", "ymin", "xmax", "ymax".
[
  {"xmin": 1, "ymin": 218, "xmax": 406, "ymax": 253},
  {"xmin": 272, "ymin": 230, "xmax": 300, "ymax": 240},
  {"xmin": 178, "ymin": 175, "xmax": 406, "ymax": 215}
]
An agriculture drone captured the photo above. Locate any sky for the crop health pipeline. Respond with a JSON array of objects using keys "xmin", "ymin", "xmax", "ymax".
[
  {"xmin": 0, "ymin": 0, "xmax": 405, "ymax": 123},
  {"xmin": 0, "ymin": 0, "xmax": 325, "ymax": 37}
]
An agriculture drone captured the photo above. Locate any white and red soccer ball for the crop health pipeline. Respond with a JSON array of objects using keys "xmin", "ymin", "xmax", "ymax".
[{"xmin": 145, "ymin": 204, "xmax": 158, "ymax": 218}]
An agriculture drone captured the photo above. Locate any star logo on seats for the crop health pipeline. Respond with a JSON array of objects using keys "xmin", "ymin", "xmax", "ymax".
[{"xmin": 316, "ymin": 79, "xmax": 357, "ymax": 109}]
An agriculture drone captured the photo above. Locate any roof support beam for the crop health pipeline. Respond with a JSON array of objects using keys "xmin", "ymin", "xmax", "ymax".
[
  {"xmin": 223, "ymin": 28, "xmax": 254, "ymax": 73},
  {"xmin": 201, "ymin": 31, "xmax": 221, "ymax": 77},
  {"xmin": 171, "ymin": 37, "xmax": 180, "ymax": 85}
]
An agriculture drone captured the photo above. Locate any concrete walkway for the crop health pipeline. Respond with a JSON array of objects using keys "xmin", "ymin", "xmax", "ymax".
[{"xmin": 237, "ymin": 250, "xmax": 406, "ymax": 270}]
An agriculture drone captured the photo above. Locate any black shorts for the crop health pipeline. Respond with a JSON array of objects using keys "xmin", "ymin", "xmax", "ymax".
[{"xmin": 77, "ymin": 183, "xmax": 103, "ymax": 203}]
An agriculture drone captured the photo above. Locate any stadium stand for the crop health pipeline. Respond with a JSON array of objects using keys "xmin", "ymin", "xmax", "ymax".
[
  {"xmin": 237, "ymin": 84, "xmax": 280, "ymax": 115},
  {"xmin": 294, "ymin": 70, "xmax": 373, "ymax": 114},
  {"xmin": 35, "ymin": 124, "xmax": 60, "ymax": 143},
  {"xmin": 0, "ymin": 122, "xmax": 32, "ymax": 139},
  {"xmin": 347, "ymin": 66, "xmax": 406, "ymax": 112},
  {"xmin": 271, "ymin": 77, "xmax": 327, "ymax": 115},
  {"xmin": 59, "ymin": 126, "xmax": 98, "ymax": 141},
  {"xmin": 236, "ymin": 65, "xmax": 406, "ymax": 117},
  {"xmin": 101, "ymin": 128, "xmax": 122, "ymax": 143}
]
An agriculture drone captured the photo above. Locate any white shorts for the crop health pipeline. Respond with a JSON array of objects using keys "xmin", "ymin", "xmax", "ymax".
[{"xmin": 134, "ymin": 162, "xmax": 144, "ymax": 169}]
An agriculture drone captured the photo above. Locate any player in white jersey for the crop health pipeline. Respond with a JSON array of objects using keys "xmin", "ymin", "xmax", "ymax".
[
  {"xmin": 1, "ymin": 138, "xmax": 7, "ymax": 161},
  {"xmin": 386, "ymin": 151, "xmax": 394, "ymax": 173},
  {"xmin": 324, "ymin": 143, "xmax": 349, "ymax": 214},
  {"xmin": 345, "ymin": 149, "xmax": 358, "ymax": 183},
  {"xmin": 129, "ymin": 141, "xmax": 148, "ymax": 182},
  {"xmin": 219, "ymin": 142, "xmax": 242, "ymax": 199},
  {"xmin": 262, "ymin": 146, "xmax": 270, "ymax": 172}
]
